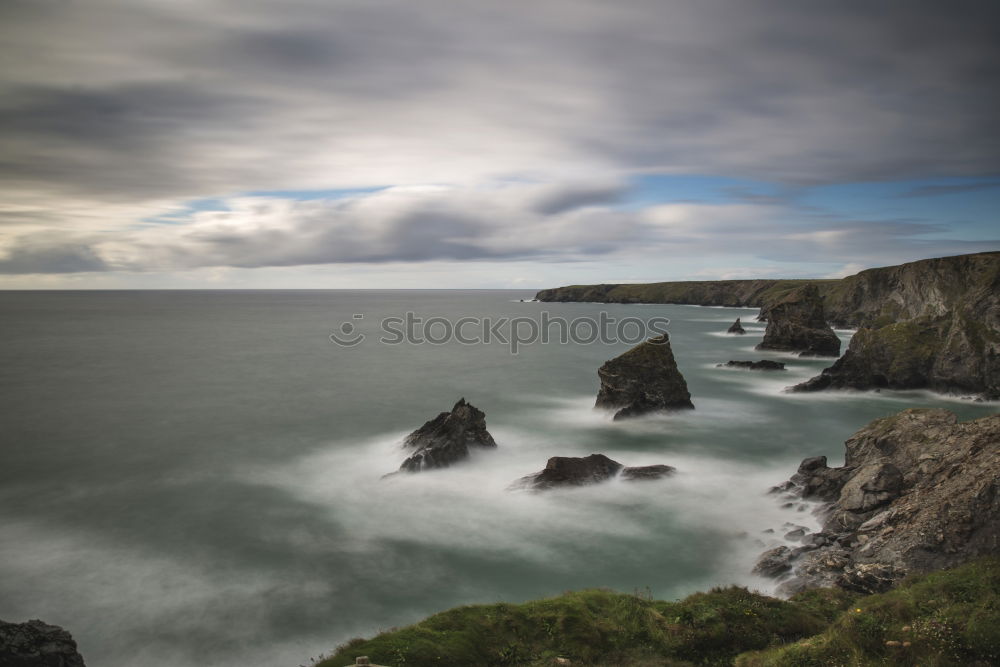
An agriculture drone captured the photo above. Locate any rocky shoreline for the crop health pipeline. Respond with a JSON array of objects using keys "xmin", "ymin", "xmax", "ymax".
[{"xmin": 754, "ymin": 408, "xmax": 1000, "ymax": 596}]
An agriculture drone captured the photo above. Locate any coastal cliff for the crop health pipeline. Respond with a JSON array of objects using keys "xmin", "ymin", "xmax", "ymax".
[
  {"xmin": 535, "ymin": 279, "xmax": 836, "ymax": 308},
  {"xmin": 757, "ymin": 409, "xmax": 1000, "ymax": 596},
  {"xmin": 536, "ymin": 252, "xmax": 1000, "ymax": 399}
]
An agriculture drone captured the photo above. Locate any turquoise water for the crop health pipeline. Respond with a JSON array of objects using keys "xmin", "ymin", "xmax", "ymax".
[{"xmin": 1, "ymin": 290, "xmax": 995, "ymax": 667}]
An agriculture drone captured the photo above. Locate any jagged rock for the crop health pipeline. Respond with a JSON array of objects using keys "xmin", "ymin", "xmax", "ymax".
[
  {"xmin": 788, "ymin": 456, "xmax": 854, "ymax": 502},
  {"xmin": 512, "ymin": 455, "xmax": 675, "ymax": 490},
  {"xmin": 727, "ymin": 317, "xmax": 746, "ymax": 334},
  {"xmin": 753, "ymin": 546, "xmax": 794, "ymax": 578},
  {"xmin": 620, "ymin": 464, "xmax": 676, "ymax": 481},
  {"xmin": 717, "ymin": 360, "xmax": 786, "ymax": 371},
  {"xmin": 397, "ymin": 398, "xmax": 497, "ymax": 472},
  {"xmin": 595, "ymin": 334, "xmax": 693, "ymax": 420},
  {"xmin": 0, "ymin": 619, "xmax": 86, "ymax": 667},
  {"xmin": 755, "ymin": 408, "xmax": 1000, "ymax": 595},
  {"xmin": 756, "ymin": 284, "xmax": 840, "ymax": 357}
]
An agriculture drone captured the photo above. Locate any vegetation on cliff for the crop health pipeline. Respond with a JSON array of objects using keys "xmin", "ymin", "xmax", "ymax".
[{"xmin": 314, "ymin": 558, "xmax": 999, "ymax": 667}]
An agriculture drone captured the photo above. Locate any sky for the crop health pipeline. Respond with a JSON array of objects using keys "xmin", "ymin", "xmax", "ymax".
[{"xmin": 0, "ymin": 0, "xmax": 998, "ymax": 289}]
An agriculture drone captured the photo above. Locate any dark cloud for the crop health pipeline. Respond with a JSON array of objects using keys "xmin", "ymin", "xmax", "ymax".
[
  {"xmin": 0, "ymin": 235, "xmax": 108, "ymax": 274},
  {"xmin": 1, "ymin": 1, "xmax": 999, "ymax": 279}
]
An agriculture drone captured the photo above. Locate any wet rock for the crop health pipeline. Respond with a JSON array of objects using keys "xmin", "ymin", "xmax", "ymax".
[
  {"xmin": 756, "ymin": 284, "xmax": 841, "ymax": 357},
  {"xmin": 756, "ymin": 408, "xmax": 1000, "ymax": 594},
  {"xmin": 0, "ymin": 619, "xmax": 86, "ymax": 667},
  {"xmin": 620, "ymin": 464, "xmax": 676, "ymax": 481},
  {"xmin": 595, "ymin": 334, "xmax": 693, "ymax": 420},
  {"xmin": 512, "ymin": 455, "xmax": 676, "ymax": 490},
  {"xmin": 753, "ymin": 546, "xmax": 794, "ymax": 578},
  {"xmin": 727, "ymin": 317, "xmax": 746, "ymax": 334},
  {"xmin": 718, "ymin": 360, "xmax": 786, "ymax": 371},
  {"xmin": 397, "ymin": 398, "xmax": 497, "ymax": 472}
]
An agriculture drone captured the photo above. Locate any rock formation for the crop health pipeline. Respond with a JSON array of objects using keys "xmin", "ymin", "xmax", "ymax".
[
  {"xmin": 727, "ymin": 317, "xmax": 746, "ymax": 334},
  {"xmin": 756, "ymin": 284, "xmax": 840, "ymax": 357},
  {"xmin": 512, "ymin": 454, "xmax": 675, "ymax": 490},
  {"xmin": 537, "ymin": 253, "xmax": 1000, "ymax": 398},
  {"xmin": 595, "ymin": 334, "xmax": 693, "ymax": 420},
  {"xmin": 397, "ymin": 398, "xmax": 497, "ymax": 472},
  {"xmin": 792, "ymin": 254, "xmax": 1000, "ymax": 398},
  {"xmin": 717, "ymin": 360, "xmax": 786, "ymax": 371},
  {"xmin": 754, "ymin": 409, "xmax": 1000, "ymax": 595},
  {"xmin": 0, "ymin": 619, "xmax": 87, "ymax": 667}
]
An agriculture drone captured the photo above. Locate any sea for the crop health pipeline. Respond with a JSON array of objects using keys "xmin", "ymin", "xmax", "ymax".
[{"xmin": 1, "ymin": 290, "xmax": 995, "ymax": 667}]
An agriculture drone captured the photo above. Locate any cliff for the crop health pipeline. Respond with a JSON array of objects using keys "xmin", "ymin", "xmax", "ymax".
[
  {"xmin": 536, "ymin": 252, "xmax": 1000, "ymax": 399},
  {"xmin": 535, "ymin": 279, "xmax": 837, "ymax": 308},
  {"xmin": 757, "ymin": 409, "xmax": 1000, "ymax": 596},
  {"xmin": 820, "ymin": 251, "xmax": 1000, "ymax": 327}
]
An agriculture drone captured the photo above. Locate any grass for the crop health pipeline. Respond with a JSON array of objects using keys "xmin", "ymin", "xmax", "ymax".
[{"xmin": 314, "ymin": 558, "xmax": 999, "ymax": 666}]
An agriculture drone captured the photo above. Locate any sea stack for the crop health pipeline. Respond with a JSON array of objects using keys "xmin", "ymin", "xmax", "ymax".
[
  {"xmin": 756, "ymin": 284, "xmax": 840, "ymax": 357},
  {"xmin": 727, "ymin": 317, "xmax": 746, "ymax": 334},
  {"xmin": 397, "ymin": 398, "xmax": 497, "ymax": 472},
  {"xmin": 595, "ymin": 334, "xmax": 694, "ymax": 420}
]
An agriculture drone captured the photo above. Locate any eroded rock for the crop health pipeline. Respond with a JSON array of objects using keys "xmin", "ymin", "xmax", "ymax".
[
  {"xmin": 756, "ymin": 284, "xmax": 840, "ymax": 357},
  {"xmin": 397, "ymin": 398, "xmax": 497, "ymax": 472},
  {"xmin": 595, "ymin": 334, "xmax": 693, "ymax": 420}
]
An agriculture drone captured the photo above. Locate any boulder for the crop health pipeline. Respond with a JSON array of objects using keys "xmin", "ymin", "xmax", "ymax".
[
  {"xmin": 595, "ymin": 334, "xmax": 693, "ymax": 420},
  {"xmin": 756, "ymin": 284, "xmax": 841, "ymax": 357},
  {"xmin": 397, "ymin": 398, "xmax": 497, "ymax": 472},
  {"xmin": 512, "ymin": 455, "xmax": 675, "ymax": 490},
  {"xmin": 754, "ymin": 409, "xmax": 1000, "ymax": 595},
  {"xmin": 717, "ymin": 360, "xmax": 786, "ymax": 371},
  {"xmin": 0, "ymin": 619, "xmax": 86, "ymax": 667},
  {"xmin": 727, "ymin": 317, "xmax": 746, "ymax": 334},
  {"xmin": 620, "ymin": 464, "xmax": 676, "ymax": 481}
]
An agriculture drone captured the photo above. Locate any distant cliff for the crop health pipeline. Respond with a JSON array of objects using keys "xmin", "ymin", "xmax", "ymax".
[{"xmin": 535, "ymin": 279, "xmax": 837, "ymax": 308}]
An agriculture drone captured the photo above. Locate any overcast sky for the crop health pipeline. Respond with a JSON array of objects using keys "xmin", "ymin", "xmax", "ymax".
[{"xmin": 1, "ymin": 0, "xmax": 998, "ymax": 288}]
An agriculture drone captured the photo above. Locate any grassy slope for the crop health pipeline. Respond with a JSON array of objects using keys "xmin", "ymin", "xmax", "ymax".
[{"xmin": 310, "ymin": 558, "xmax": 1000, "ymax": 666}]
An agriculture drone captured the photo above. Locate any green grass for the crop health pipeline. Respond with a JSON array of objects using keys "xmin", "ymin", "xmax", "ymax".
[
  {"xmin": 736, "ymin": 558, "xmax": 1000, "ymax": 667},
  {"xmin": 314, "ymin": 559, "xmax": 999, "ymax": 667}
]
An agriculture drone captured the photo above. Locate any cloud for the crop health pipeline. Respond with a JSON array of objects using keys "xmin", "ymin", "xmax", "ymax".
[
  {"xmin": 6, "ymin": 181, "xmax": 994, "ymax": 278},
  {"xmin": 899, "ymin": 182, "xmax": 1000, "ymax": 198},
  {"xmin": 1, "ymin": 1, "xmax": 998, "ymax": 281},
  {"xmin": 0, "ymin": 234, "xmax": 108, "ymax": 274}
]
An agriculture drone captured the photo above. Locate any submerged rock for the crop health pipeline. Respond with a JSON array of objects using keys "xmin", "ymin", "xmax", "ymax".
[
  {"xmin": 512, "ymin": 454, "xmax": 675, "ymax": 490},
  {"xmin": 727, "ymin": 317, "xmax": 746, "ymax": 334},
  {"xmin": 397, "ymin": 398, "xmax": 497, "ymax": 472},
  {"xmin": 595, "ymin": 334, "xmax": 693, "ymax": 420},
  {"xmin": 756, "ymin": 284, "xmax": 840, "ymax": 357},
  {"xmin": 0, "ymin": 619, "xmax": 87, "ymax": 667},
  {"xmin": 754, "ymin": 408, "xmax": 1000, "ymax": 595},
  {"xmin": 717, "ymin": 360, "xmax": 786, "ymax": 371}
]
